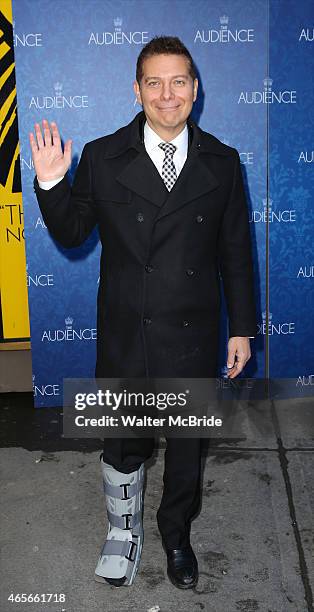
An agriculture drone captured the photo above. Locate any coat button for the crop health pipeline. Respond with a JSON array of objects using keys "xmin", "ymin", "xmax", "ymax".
[
  {"xmin": 186, "ymin": 268, "xmax": 195, "ymax": 276},
  {"xmin": 182, "ymin": 320, "xmax": 190, "ymax": 327},
  {"xmin": 143, "ymin": 317, "xmax": 152, "ymax": 325},
  {"xmin": 145, "ymin": 264, "xmax": 154, "ymax": 273},
  {"xmin": 196, "ymin": 215, "xmax": 204, "ymax": 223},
  {"xmin": 136, "ymin": 212, "xmax": 144, "ymax": 222}
]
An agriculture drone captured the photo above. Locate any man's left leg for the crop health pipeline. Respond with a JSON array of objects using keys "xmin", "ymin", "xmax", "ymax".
[{"xmin": 156, "ymin": 436, "xmax": 203, "ymax": 588}]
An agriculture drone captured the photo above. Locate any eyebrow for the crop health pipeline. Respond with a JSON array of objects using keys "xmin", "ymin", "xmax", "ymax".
[{"xmin": 144, "ymin": 74, "xmax": 189, "ymax": 82}]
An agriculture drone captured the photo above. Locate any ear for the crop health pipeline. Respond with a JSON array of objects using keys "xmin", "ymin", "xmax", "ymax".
[
  {"xmin": 133, "ymin": 80, "xmax": 142, "ymax": 105},
  {"xmin": 193, "ymin": 78, "xmax": 198, "ymax": 103}
]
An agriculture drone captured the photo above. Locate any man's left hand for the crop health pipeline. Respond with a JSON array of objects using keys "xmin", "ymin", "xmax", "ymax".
[{"xmin": 226, "ymin": 336, "xmax": 251, "ymax": 378}]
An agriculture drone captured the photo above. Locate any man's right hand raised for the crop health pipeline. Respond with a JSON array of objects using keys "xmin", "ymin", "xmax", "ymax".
[{"xmin": 29, "ymin": 119, "xmax": 72, "ymax": 182}]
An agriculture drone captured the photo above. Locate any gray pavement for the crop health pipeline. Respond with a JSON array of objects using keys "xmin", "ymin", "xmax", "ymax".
[{"xmin": 1, "ymin": 395, "xmax": 313, "ymax": 612}]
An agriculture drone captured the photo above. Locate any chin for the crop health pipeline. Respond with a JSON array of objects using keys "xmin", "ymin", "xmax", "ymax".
[{"xmin": 158, "ymin": 113, "xmax": 183, "ymax": 124}]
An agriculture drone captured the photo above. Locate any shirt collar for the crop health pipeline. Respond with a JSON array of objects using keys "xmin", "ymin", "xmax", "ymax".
[{"xmin": 144, "ymin": 120, "xmax": 188, "ymax": 154}]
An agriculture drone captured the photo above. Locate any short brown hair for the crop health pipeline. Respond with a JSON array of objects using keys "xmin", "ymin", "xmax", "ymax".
[{"xmin": 136, "ymin": 35, "xmax": 197, "ymax": 83}]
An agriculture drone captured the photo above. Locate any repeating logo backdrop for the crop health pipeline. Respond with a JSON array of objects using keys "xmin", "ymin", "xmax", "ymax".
[
  {"xmin": 269, "ymin": 0, "xmax": 314, "ymax": 378},
  {"xmin": 11, "ymin": 0, "xmax": 313, "ymax": 406}
]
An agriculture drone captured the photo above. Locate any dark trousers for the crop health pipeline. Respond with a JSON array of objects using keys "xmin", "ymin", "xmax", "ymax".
[
  {"xmin": 101, "ymin": 435, "xmax": 203, "ymax": 549},
  {"xmin": 99, "ymin": 361, "xmax": 218, "ymax": 549}
]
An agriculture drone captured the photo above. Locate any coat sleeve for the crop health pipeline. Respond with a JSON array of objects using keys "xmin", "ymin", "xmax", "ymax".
[
  {"xmin": 33, "ymin": 143, "xmax": 97, "ymax": 248},
  {"xmin": 218, "ymin": 150, "xmax": 257, "ymax": 338}
]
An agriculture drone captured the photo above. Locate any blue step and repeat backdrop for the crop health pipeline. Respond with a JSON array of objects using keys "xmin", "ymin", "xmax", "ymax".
[{"xmin": 11, "ymin": 0, "xmax": 313, "ymax": 407}]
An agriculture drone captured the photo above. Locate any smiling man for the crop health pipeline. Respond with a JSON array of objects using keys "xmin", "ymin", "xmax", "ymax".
[
  {"xmin": 30, "ymin": 36, "xmax": 257, "ymax": 590},
  {"xmin": 133, "ymin": 52, "xmax": 198, "ymax": 140}
]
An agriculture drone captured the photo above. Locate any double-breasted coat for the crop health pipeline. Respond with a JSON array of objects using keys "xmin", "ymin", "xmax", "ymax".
[{"xmin": 34, "ymin": 111, "xmax": 257, "ymax": 379}]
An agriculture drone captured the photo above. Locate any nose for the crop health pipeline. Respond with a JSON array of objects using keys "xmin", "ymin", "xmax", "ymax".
[{"xmin": 160, "ymin": 82, "xmax": 175, "ymax": 100}]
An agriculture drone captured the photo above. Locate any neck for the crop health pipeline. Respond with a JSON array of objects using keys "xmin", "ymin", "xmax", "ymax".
[{"xmin": 146, "ymin": 118, "xmax": 186, "ymax": 142}]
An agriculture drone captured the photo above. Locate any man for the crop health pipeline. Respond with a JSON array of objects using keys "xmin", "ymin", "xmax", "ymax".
[{"xmin": 29, "ymin": 36, "xmax": 257, "ymax": 589}]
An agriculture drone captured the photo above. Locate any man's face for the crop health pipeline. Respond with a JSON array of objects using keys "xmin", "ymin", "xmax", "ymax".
[{"xmin": 133, "ymin": 54, "xmax": 198, "ymax": 138}]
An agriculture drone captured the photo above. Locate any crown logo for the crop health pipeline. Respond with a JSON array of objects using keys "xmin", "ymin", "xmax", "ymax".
[
  {"xmin": 114, "ymin": 17, "xmax": 122, "ymax": 29},
  {"xmin": 295, "ymin": 226, "xmax": 304, "ymax": 238},
  {"xmin": 220, "ymin": 15, "xmax": 229, "ymax": 29},
  {"xmin": 262, "ymin": 311, "xmax": 273, "ymax": 321},
  {"xmin": 263, "ymin": 77, "xmax": 273, "ymax": 90},
  {"xmin": 54, "ymin": 82, "xmax": 63, "ymax": 95},
  {"xmin": 65, "ymin": 316, "xmax": 73, "ymax": 327},
  {"xmin": 263, "ymin": 198, "xmax": 273, "ymax": 210}
]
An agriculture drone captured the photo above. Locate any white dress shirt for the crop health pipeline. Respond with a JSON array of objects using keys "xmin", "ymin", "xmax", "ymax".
[
  {"xmin": 143, "ymin": 120, "xmax": 188, "ymax": 177},
  {"xmin": 37, "ymin": 122, "xmax": 254, "ymax": 339}
]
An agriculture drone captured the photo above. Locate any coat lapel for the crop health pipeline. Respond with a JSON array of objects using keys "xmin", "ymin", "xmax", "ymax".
[
  {"xmin": 113, "ymin": 111, "xmax": 221, "ymax": 214},
  {"xmin": 116, "ymin": 149, "xmax": 169, "ymax": 208},
  {"xmin": 154, "ymin": 147, "xmax": 220, "ymax": 221}
]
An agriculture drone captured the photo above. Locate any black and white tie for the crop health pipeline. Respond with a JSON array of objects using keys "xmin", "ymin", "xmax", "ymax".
[{"xmin": 158, "ymin": 142, "xmax": 177, "ymax": 191}]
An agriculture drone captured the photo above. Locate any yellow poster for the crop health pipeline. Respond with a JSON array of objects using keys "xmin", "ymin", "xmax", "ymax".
[{"xmin": 0, "ymin": 0, "xmax": 30, "ymax": 342}]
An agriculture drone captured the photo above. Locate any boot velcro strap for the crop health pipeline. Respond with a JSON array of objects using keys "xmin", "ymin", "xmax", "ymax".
[
  {"xmin": 104, "ymin": 478, "xmax": 143, "ymax": 499},
  {"xmin": 101, "ymin": 538, "xmax": 135, "ymax": 559},
  {"xmin": 107, "ymin": 510, "xmax": 142, "ymax": 530}
]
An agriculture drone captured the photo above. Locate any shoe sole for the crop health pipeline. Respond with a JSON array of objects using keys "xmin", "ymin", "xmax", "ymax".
[
  {"xmin": 94, "ymin": 574, "xmax": 128, "ymax": 587},
  {"xmin": 167, "ymin": 568, "xmax": 198, "ymax": 589}
]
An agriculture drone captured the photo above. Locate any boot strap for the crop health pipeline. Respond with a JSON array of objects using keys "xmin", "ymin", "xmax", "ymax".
[
  {"xmin": 107, "ymin": 510, "xmax": 142, "ymax": 530},
  {"xmin": 104, "ymin": 478, "xmax": 143, "ymax": 499},
  {"xmin": 101, "ymin": 538, "xmax": 137, "ymax": 561}
]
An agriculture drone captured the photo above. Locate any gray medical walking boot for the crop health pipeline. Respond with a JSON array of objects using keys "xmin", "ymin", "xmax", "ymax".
[{"xmin": 94, "ymin": 457, "xmax": 145, "ymax": 586}]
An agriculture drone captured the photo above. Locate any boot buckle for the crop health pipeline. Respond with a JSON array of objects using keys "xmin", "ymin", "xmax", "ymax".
[
  {"xmin": 125, "ymin": 540, "xmax": 137, "ymax": 562},
  {"xmin": 122, "ymin": 513, "xmax": 132, "ymax": 530},
  {"xmin": 120, "ymin": 483, "xmax": 131, "ymax": 499}
]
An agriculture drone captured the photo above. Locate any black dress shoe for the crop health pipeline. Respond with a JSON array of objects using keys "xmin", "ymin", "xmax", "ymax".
[{"xmin": 166, "ymin": 545, "xmax": 198, "ymax": 589}]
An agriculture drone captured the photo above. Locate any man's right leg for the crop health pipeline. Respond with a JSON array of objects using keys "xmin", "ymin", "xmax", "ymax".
[
  {"xmin": 94, "ymin": 437, "xmax": 155, "ymax": 587},
  {"xmin": 100, "ymin": 437, "xmax": 155, "ymax": 474}
]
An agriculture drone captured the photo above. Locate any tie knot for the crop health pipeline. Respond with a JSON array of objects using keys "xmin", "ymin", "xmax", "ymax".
[{"xmin": 158, "ymin": 142, "xmax": 177, "ymax": 158}]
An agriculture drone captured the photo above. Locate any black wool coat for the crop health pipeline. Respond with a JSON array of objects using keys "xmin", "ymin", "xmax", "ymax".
[{"xmin": 34, "ymin": 111, "xmax": 257, "ymax": 378}]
